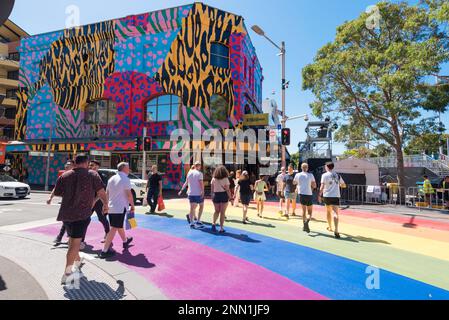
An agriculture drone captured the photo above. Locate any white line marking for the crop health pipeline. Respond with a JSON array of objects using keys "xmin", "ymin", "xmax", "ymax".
[{"xmin": 0, "ymin": 218, "xmax": 58, "ymax": 232}]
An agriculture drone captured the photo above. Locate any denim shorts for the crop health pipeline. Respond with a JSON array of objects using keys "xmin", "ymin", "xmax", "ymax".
[
  {"xmin": 189, "ymin": 195, "xmax": 204, "ymax": 204},
  {"xmin": 284, "ymin": 191, "xmax": 296, "ymax": 201}
]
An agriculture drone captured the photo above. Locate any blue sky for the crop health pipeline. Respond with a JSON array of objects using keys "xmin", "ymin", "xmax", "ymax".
[{"xmin": 9, "ymin": 0, "xmax": 449, "ymax": 155}]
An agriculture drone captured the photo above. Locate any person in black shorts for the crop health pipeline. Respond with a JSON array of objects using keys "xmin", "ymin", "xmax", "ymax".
[
  {"xmin": 52, "ymin": 155, "xmax": 109, "ymax": 285},
  {"xmin": 146, "ymin": 165, "xmax": 163, "ymax": 214},
  {"xmin": 238, "ymin": 171, "xmax": 253, "ymax": 224},
  {"xmin": 89, "ymin": 161, "xmax": 110, "ymax": 243},
  {"xmin": 211, "ymin": 166, "xmax": 232, "ymax": 233},
  {"xmin": 318, "ymin": 162, "xmax": 346, "ymax": 239}
]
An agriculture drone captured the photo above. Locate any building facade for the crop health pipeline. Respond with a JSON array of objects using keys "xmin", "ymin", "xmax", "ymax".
[
  {"xmin": 8, "ymin": 3, "xmax": 263, "ymax": 188},
  {"xmin": 0, "ymin": 20, "xmax": 28, "ymax": 142}
]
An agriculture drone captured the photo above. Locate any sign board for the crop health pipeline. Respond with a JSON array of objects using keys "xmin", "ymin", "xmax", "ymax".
[
  {"xmin": 90, "ymin": 150, "xmax": 112, "ymax": 157},
  {"xmin": 3, "ymin": 166, "xmax": 10, "ymax": 172},
  {"xmin": 29, "ymin": 151, "xmax": 54, "ymax": 157},
  {"xmin": 243, "ymin": 114, "xmax": 269, "ymax": 127},
  {"xmin": 277, "ymin": 124, "xmax": 282, "ymax": 130}
]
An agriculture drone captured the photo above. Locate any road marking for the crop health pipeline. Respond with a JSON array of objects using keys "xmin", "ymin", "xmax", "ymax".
[{"xmin": 0, "ymin": 218, "xmax": 58, "ymax": 232}]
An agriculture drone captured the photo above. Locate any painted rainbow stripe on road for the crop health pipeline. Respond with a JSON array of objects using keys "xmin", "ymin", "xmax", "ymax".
[{"xmin": 28, "ymin": 202, "xmax": 449, "ymax": 300}]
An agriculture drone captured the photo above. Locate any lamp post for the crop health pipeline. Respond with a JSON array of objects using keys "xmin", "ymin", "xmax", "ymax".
[{"xmin": 252, "ymin": 25, "xmax": 287, "ymax": 168}]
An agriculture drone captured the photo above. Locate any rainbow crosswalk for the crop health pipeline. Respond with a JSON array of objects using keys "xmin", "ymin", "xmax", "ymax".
[{"xmin": 28, "ymin": 200, "xmax": 449, "ymax": 300}]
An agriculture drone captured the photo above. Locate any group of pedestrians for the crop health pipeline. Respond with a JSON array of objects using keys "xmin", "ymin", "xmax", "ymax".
[
  {"xmin": 275, "ymin": 161, "xmax": 346, "ymax": 238},
  {"xmin": 48, "ymin": 155, "xmax": 135, "ymax": 285}
]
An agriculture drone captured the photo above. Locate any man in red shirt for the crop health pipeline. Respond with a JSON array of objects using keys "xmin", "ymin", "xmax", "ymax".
[{"xmin": 53, "ymin": 155, "xmax": 109, "ymax": 285}]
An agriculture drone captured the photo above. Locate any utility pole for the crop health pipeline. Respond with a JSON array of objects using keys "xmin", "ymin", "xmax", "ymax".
[
  {"xmin": 142, "ymin": 127, "xmax": 147, "ymax": 180},
  {"xmin": 280, "ymin": 41, "xmax": 287, "ymax": 169},
  {"xmin": 44, "ymin": 123, "xmax": 53, "ymax": 192}
]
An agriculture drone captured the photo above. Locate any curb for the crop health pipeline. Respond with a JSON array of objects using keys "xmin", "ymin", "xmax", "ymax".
[{"xmin": 0, "ymin": 231, "xmax": 167, "ymax": 300}]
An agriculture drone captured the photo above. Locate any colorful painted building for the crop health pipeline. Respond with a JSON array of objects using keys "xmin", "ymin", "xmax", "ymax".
[{"xmin": 8, "ymin": 2, "xmax": 264, "ymax": 189}]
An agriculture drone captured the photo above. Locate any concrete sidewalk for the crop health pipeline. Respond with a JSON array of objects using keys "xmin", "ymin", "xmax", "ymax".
[{"xmin": 0, "ymin": 231, "xmax": 167, "ymax": 300}]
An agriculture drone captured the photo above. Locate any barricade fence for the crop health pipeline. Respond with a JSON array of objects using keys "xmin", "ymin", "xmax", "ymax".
[{"xmin": 340, "ymin": 185, "xmax": 449, "ymax": 210}]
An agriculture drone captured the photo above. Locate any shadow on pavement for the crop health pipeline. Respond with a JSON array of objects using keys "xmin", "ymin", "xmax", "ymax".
[
  {"xmin": 197, "ymin": 226, "xmax": 261, "ymax": 243},
  {"xmin": 308, "ymin": 232, "xmax": 391, "ymax": 244},
  {"xmin": 144, "ymin": 212, "xmax": 174, "ymax": 219},
  {"xmin": 226, "ymin": 219, "xmax": 276, "ymax": 229},
  {"xmin": 64, "ymin": 278, "xmax": 126, "ymax": 300},
  {"xmin": 107, "ymin": 249, "xmax": 156, "ymax": 269},
  {"xmin": 0, "ymin": 275, "xmax": 6, "ymax": 291}
]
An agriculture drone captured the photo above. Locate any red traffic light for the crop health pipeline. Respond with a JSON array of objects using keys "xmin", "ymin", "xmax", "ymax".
[
  {"xmin": 144, "ymin": 137, "xmax": 152, "ymax": 152},
  {"xmin": 281, "ymin": 128, "xmax": 291, "ymax": 146}
]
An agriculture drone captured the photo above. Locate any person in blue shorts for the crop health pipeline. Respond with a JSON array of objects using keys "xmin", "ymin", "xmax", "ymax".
[{"xmin": 179, "ymin": 161, "xmax": 205, "ymax": 229}]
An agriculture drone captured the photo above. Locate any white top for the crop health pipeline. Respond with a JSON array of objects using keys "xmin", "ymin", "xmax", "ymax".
[
  {"xmin": 295, "ymin": 172, "xmax": 316, "ymax": 196},
  {"xmin": 321, "ymin": 171, "xmax": 345, "ymax": 198},
  {"xmin": 187, "ymin": 169, "xmax": 204, "ymax": 196},
  {"xmin": 107, "ymin": 172, "xmax": 132, "ymax": 214},
  {"xmin": 211, "ymin": 178, "xmax": 230, "ymax": 193},
  {"xmin": 276, "ymin": 173, "xmax": 286, "ymax": 192}
]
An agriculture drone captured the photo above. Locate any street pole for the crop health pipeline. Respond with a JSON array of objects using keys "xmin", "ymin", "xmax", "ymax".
[
  {"xmin": 142, "ymin": 127, "xmax": 147, "ymax": 180},
  {"xmin": 44, "ymin": 123, "xmax": 52, "ymax": 192},
  {"xmin": 281, "ymin": 41, "xmax": 287, "ymax": 169}
]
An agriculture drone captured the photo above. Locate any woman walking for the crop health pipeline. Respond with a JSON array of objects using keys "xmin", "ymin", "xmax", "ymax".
[
  {"xmin": 254, "ymin": 175, "xmax": 269, "ymax": 218},
  {"xmin": 238, "ymin": 171, "xmax": 253, "ymax": 224},
  {"xmin": 233, "ymin": 170, "xmax": 242, "ymax": 207},
  {"xmin": 211, "ymin": 166, "xmax": 232, "ymax": 233}
]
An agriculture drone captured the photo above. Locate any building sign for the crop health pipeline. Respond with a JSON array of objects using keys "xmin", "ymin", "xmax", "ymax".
[
  {"xmin": 29, "ymin": 151, "xmax": 54, "ymax": 157},
  {"xmin": 90, "ymin": 150, "xmax": 112, "ymax": 157},
  {"xmin": 0, "ymin": 143, "xmax": 6, "ymax": 164},
  {"xmin": 243, "ymin": 114, "xmax": 269, "ymax": 127}
]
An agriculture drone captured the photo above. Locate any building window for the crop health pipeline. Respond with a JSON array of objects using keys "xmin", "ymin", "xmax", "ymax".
[
  {"xmin": 6, "ymin": 90, "xmax": 17, "ymax": 99},
  {"xmin": 84, "ymin": 100, "xmax": 117, "ymax": 125},
  {"xmin": 210, "ymin": 42, "xmax": 229, "ymax": 69},
  {"xmin": 146, "ymin": 95, "xmax": 180, "ymax": 122},
  {"xmin": 210, "ymin": 94, "xmax": 228, "ymax": 121},
  {"xmin": 8, "ymin": 52, "xmax": 20, "ymax": 61},
  {"xmin": 7, "ymin": 71, "xmax": 19, "ymax": 80}
]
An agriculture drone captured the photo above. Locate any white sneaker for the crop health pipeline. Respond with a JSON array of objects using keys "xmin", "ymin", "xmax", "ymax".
[{"xmin": 79, "ymin": 242, "xmax": 86, "ymax": 250}]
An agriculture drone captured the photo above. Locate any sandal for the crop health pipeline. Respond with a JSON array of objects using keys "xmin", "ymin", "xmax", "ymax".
[
  {"xmin": 334, "ymin": 232, "xmax": 341, "ymax": 239},
  {"xmin": 327, "ymin": 227, "xmax": 333, "ymax": 232},
  {"xmin": 219, "ymin": 229, "xmax": 226, "ymax": 234}
]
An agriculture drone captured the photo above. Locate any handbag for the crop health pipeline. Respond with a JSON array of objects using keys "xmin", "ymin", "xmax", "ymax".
[
  {"xmin": 157, "ymin": 195, "xmax": 166, "ymax": 212},
  {"xmin": 125, "ymin": 211, "xmax": 138, "ymax": 230}
]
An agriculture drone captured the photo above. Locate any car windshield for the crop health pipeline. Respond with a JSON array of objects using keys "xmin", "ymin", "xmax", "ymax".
[
  {"xmin": 128, "ymin": 173, "xmax": 140, "ymax": 180},
  {"xmin": 0, "ymin": 175, "xmax": 17, "ymax": 182}
]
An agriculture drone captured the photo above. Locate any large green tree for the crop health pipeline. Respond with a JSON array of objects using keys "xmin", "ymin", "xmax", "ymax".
[{"xmin": 302, "ymin": 1, "xmax": 449, "ymax": 186}]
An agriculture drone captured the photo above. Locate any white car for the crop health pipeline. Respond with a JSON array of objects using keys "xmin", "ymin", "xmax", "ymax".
[
  {"xmin": 0, "ymin": 175, "xmax": 31, "ymax": 199},
  {"xmin": 98, "ymin": 169, "xmax": 147, "ymax": 204}
]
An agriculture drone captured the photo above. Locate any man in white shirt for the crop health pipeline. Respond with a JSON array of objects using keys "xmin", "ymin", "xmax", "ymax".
[
  {"xmin": 100, "ymin": 162, "xmax": 135, "ymax": 259},
  {"xmin": 276, "ymin": 167, "xmax": 287, "ymax": 216},
  {"xmin": 318, "ymin": 162, "xmax": 346, "ymax": 239},
  {"xmin": 179, "ymin": 161, "xmax": 205, "ymax": 229},
  {"xmin": 294, "ymin": 163, "xmax": 316, "ymax": 233}
]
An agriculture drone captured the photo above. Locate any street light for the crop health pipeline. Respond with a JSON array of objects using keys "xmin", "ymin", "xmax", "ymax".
[
  {"xmin": 286, "ymin": 114, "xmax": 309, "ymax": 122},
  {"xmin": 252, "ymin": 25, "xmax": 287, "ymax": 168}
]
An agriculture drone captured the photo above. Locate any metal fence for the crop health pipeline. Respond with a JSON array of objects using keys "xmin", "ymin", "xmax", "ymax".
[
  {"xmin": 341, "ymin": 184, "xmax": 449, "ymax": 211},
  {"xmin": 341, "ymin": 185, "xmax": 407, "ymax": 206}
]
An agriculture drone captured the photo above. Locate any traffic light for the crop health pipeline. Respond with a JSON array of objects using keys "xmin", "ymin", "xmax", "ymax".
[
  {"xmin": 144, "ymin": 137, "xmax": 152, "ymax": 152},
  {"xmin": 281, "ymin": 128, "xmax": 291, "ymax": 146},
  {"xmin": 135, "ymin": 137, "xmax": 142, "ymax": 151}
]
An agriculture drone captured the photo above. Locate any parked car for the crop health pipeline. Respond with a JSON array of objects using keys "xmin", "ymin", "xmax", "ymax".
[
  {"xmin": 0, "ymin": 174, "xmax": 31, "ymax": 199},
  {"xmin": 98, "ymin": 169, "xmax": 147, "ymax": 204}
]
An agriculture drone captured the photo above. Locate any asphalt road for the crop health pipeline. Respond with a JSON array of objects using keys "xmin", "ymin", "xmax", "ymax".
[{"xmin": 0, "ymin": 193, "xmax": 59, "ymax": 228}]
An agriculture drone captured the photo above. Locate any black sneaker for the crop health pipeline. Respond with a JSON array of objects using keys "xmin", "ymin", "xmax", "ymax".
[
  {"xmin": 335, "ymin": 232, "xmax": 341, "ymax": 239},
  {"xmin": 123, "ymin": 237, "xmax": 133, "ymax": 249},
  {"xmin": 99, "ymin": 249, "xmax": 116, "ymax": 259},
  {"xmin": 186, "ymin": 214, "xmax": 191, "ymax": 224},
  {"xmin": 53, "ymin": 238, "xmax": 62, "ymax": 246},
  {"xmin": 304, "ymin": 221, "xmax": 311, "ymax": 233}
]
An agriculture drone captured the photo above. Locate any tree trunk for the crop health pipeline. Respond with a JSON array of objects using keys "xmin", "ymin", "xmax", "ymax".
[{"xmin": 396, "ymin": 146, "xmax": 406, "ymax": 187}]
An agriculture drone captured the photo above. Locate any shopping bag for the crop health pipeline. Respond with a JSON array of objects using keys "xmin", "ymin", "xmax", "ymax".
[
  {"xmin": 125, "ymin": 211, "xmax": 138, "ymax": 230},
  {"xmin": 157, "ymin": 196, "xmax": 166, "ymax": 212},
  {"xmin": 142, "ymin": 197, "xmax": 148, "ymax": 207}
]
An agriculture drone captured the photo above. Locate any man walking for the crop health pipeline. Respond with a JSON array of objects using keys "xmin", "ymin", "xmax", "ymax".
[
  {"xmin": 100, "ymin": 162, "xmax": 134, "ymax": 259},
  {"xmin": 318, "ymin": 162, "xmax": 346, "ymax": 239},
  {"xmin": 52, "ymin": 155, "xmax": 108, "ymax": 284},
  {"xmin": 179, "ymin": 161, "xmax": 205, "ymax": 229},
  {"xmin": 294, "ymin": 163, "xmax": 316, "ymax": 233},
  {"xmin": 439, "ymin": 176, "xmax": 449, "ymax": 209},
  {"xmin": 276, "ymin": 167, "xmax": 287, "ymax": 216},
  {"xmin": 146, "ymin": 165, "xmax": 163, "ymax": 214},
  {"xmin": 88, "ymin": 160, "xmax": 110, "ymax": 242}
]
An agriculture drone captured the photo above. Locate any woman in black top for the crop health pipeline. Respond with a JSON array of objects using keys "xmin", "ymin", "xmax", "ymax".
[{"xmin": 238, "ymin": 171, "xmax": 253, "ymax": 224}]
